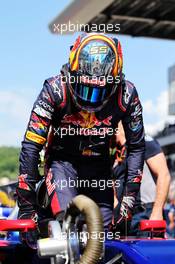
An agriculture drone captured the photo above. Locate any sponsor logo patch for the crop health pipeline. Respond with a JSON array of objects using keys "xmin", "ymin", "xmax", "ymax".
[
  {"xmin": 29, "ymin": 121, "xmax": 45, "ymax": 131},
  {"xmin": 38, "ymin": 100, "xmax": 54, "ymax": 112},
  {"xmin": 29, "ymin": 121, "xmax": 47, "ymax": 136},
  {"xmin": 129, "ymin": 117, "xmax": 142, "ymax": 132},
  {"xmin": 124, "ymin": 87, "xmax": 131, "ymax": 104},
  {"xmin": 131, "ymin": 104, "xmax": 142, "ymax": 117},
  {"xmin": 31, "ymin": 113, "xmax": 49, "ymax": 126},
  {"xmin": 26, "ymin": 131, "xmax": 46, "ymax": 144},
  {"xmin": 62, "ymin": 111, "xmax": 112, "ymax": 129},
  {"xmin": 82, "ymin": 149, "xmax": 101, "ymax": 156},
  {"xmin": 33, "ymin": 105, "xmax": 52, "ymax": 119},
  {"xmin": 51, "ymin": 81, "xmax": 61, "ymax": 98}
]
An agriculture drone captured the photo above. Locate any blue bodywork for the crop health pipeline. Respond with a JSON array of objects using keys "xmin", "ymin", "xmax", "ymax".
[
  {"xmin": 105, "ymin": 239, "xmax": 175, "ymax": 264},
  {"xmin": 1, "ymin": 234, "xmax": 175, "ymax": 263},
  {"xmin": 1, "ymin": 206, "xmax": 175, "ymax": 264}
]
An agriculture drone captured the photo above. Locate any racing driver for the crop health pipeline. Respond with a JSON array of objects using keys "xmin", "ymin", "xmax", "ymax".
[{"xmin": 16, "ymin": 33, "xmax": 145, "ymax": 236}]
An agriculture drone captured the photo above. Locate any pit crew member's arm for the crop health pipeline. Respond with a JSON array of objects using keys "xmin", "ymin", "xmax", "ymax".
[
  {"xmin": 168, "ymin": 208, "xmax": 175, "ymax": 230},
  {"xmin": 147, "ymin": 153, "xmax": 171, "ymax": 220}
]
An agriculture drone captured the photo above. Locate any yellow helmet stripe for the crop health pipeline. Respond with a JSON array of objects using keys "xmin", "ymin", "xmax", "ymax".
[{"xmin": 71, "ymin": 34, "xmax": 119, "ymax": 76}]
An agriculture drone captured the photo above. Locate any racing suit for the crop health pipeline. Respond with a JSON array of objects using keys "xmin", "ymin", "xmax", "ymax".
[{"xmin": 17, "ymin": 64, "xmax": 145, "ymax": 228}]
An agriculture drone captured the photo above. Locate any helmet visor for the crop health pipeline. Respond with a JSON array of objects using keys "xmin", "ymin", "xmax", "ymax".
[{"xmin": 71, "ymin": 81, "xmax": 114, "ymax": 111}]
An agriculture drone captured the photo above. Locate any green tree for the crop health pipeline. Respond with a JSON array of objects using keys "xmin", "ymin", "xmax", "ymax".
[{"xmin": 0, "ymin": 147, "xmax": 20, "ymax": 180}]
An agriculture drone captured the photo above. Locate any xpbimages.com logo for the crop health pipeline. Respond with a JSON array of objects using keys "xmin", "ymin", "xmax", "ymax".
[
  {"xmin": 59, "ymin": 230, "xmax": 121, "ymax": 243},
  {"xmin": 60, "ymin": 74, "xmax": 121, "ymax": 86},
  {"xmin": 54, "ymin": 178, "xmax": 121, "ymax": 191},
  {"xmin": 54, "ymin": 126, "xmax": 120, "ymax": 139},
  {"xmin": 53, "ymin": 21, "xmax": 120, "ymax": 34}
]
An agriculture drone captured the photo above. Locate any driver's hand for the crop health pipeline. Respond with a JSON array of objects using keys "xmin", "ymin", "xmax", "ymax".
[
  {"xmin": 19, "ymin": 212, "xmax": 39, "ymax": 249},
  {"xmin": 20, "ymin": 229, "xmax": 39, "ymax": 249}
]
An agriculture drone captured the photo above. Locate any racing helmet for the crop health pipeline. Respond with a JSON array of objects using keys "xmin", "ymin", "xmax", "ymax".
[{"xmin": 68, "ymin": 33, "xmax": 123, "ymax": 112}]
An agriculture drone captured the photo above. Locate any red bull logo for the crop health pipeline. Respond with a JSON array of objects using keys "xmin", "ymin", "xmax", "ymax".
[
  {"xmin": 31, "ymin": 113, "xmax": 48, "ymax": 126},
  {"xmin": 29, "ymin": 121, "xmax": 45, "ymax": 131},
  {"xmin": 61, "ymin": 111, "xmax": 112, "ymax": 128}
]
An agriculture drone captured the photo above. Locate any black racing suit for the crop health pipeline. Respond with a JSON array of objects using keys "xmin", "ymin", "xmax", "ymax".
[{"xmin": 17, "ymin": 64, "xmax": 145, "ymax": 228}]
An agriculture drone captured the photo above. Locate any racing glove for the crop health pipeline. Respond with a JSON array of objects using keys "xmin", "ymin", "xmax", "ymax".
[
  {"xmin": 112, "ymin": 192, "xmax": 136, "ymax": 236},
  {"xmin": 116, "ymin": 194, "xmax": 135, "ymax": 223}
]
